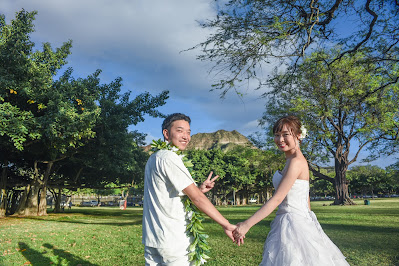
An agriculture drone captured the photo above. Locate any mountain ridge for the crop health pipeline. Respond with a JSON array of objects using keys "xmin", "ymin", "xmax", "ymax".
[
  {"xmin": 187, "ymin": 129, "xmax": 254, "ymax": 151},
  {"xmin": 143, "ymin": 129, "xmax": 254, "ymax": 152}
]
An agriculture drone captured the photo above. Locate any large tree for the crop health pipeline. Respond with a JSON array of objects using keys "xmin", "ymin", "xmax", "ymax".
[
  {"xmin": 260, "ymin": 50, "xmax": 399, "ymax": 204},
  {"xmin": 193, "ymin": 1, "xmax": 399, "ymax": 205},
  {"xmin": 53, "ymin": 76, "xmax": 166, "ymax": 195},
  {"xmin": 0, "ymin": 10, "xmax": 81, "ymax": 216},
  {"xmin": 0, "ymin": 10, "xmax": 168, "ymax": 216}
]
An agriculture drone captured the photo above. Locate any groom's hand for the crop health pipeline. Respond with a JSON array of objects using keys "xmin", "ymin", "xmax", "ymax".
[
  {"xmin": 199, "ymin": 171, "xmax": 219, "ymax": 193},
  {"xmin": 223, "ymin": 223, "xmax": 237, "ymax": 242}
]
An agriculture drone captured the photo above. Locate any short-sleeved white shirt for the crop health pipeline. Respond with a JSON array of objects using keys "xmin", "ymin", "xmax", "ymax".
[{"xmin": 142, "ymin": 150, "xmax": 195, "ymax": 250}]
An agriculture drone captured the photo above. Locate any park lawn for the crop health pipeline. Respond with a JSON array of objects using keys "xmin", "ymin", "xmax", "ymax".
[
  {"xmin": 0, "ymin": 198, "xmax": 398, "ymax": 266},
  {"xmin": 0, "ymin": 208, "xmax": 144, "ymax": 265}
]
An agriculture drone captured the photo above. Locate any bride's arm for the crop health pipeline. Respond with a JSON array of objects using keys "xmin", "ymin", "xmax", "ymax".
[{"xmin": 234, "ymin": 159, "xmax": 303, "ymax": 239}]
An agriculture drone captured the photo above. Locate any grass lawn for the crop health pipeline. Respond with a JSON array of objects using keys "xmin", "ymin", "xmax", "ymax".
[{"xmin": 1, "ymin": 198, "xmax": 398, "ymax": 265}]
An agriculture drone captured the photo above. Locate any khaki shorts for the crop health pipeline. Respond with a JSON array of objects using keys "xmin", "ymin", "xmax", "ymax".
[{"xmin": 144, "ymin": 246, "xmax": 192, "ymax": 266}]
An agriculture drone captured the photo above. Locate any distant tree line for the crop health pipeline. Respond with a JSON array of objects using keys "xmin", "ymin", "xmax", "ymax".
[
  {"xmin": 186, "ymin": 146, "xmax": 285, "ymax": 205},
  {"xmin": 185, "ymin": 146, "xmax": 399, "ymax": 205},
  {"xmin": 309, "ymin": 164, "xmax": 399, "ymax": 199}
]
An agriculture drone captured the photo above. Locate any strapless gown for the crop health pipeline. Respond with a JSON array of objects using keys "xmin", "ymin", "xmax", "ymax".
[{"xmin": 260, "ymin": 171, "xmax": 350, "ymax": 266}]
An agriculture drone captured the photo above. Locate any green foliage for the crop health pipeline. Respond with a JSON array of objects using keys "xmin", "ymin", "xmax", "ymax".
[
  {"xmin": 347, "ymin": 165, "xmax": 393, "ymax": 196},
  {"xmin": 0, "ymin": 10, "xmax": 92, "ymax": 158},
  {"xmin": 193, "ymin": 0, "xmax": 398, "ymax": 97},
  {"xmin": 186, "ymin": 146, "xmax": 285, "ymax": 204},
  {"xmin": 57, "ymin": 74, "xmax": 167, "ymax": 189},
  {"xmin": 310, "ymin": 168, "xmax": 335, "ymax": 196},
  {"xmin": 192, "ymin": 0, "xmax": 399, "ymax": 204},
  {"xmin": 0, "ymin": 10, "xmax": 169, "ymax": 216},
  {"xmin": 0, "ymin": 100, "xmax": 39, "ymax": 150},
  {"xmin": 151, "ymin": 139, "xmax": 180, "ymax": 153},
  {"xmin": 258, "ymin": 49, "xmax": 399, "ymax": 203}
]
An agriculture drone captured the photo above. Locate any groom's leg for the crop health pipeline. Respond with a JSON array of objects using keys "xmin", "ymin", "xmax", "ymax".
[
  {"xmin": 144, "ymin": 246, "xmax": 192, "ymax": 266},
  {"xmin": 144, "ymin": 246, "xmax": 163, "ymax": 265}
]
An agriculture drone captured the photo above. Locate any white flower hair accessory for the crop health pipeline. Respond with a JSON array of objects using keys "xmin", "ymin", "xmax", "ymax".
[{"xmin": 300, "ymin": 125, "xmax": 307, "ymax": 140}]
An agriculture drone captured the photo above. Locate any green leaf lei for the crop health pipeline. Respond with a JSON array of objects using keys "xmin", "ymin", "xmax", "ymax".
[{"xmin": 151, "ymin": 139, "xmax": 211, "ymax": 265}]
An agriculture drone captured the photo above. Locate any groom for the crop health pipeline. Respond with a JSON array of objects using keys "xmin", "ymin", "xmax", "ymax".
[{"xmin": 142, "ymin": 113, "xmax": 236, "ymax": 265}]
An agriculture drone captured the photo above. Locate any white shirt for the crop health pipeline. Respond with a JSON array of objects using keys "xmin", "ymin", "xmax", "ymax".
[{"xmin": 142, "ymin": 150, "xmax": 195, "ymax": 250}]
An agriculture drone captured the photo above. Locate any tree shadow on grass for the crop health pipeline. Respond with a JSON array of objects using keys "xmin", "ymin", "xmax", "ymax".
[
  {"xmin": 18, "ymin": 242, "xmax": 98, "ymax": 266},
  {"xmin": 320, "ymin": 222, "xmax": 399, "ymax": 235},
  {"xmin": 28, "ymin": 217, "xmax": 142, "ymax": 226},
  {"xmin": 9, "ymin": 207, "xmax": 143, "ymax": 226},
  {"xmin": 59, "ymin": 207, "xmax": 143, "ymax": 217}
]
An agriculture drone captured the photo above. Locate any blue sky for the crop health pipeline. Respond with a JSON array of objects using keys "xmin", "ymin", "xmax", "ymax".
[
  {"xmin": 3, "ymin": 0, "xmax": 396, "ymax": 168},
  {"xmin": 3, "ymin": 0, "xmax": 265, "ymax": 143}
]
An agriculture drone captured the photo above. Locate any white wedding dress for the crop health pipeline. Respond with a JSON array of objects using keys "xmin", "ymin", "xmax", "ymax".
[{"xmin": 260, "ymin": 171, "xmax": 350, "ymax": 266}]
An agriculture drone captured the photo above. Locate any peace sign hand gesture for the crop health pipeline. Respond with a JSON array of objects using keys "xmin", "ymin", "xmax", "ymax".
[{"xmin": 199, "ymin": 171, "xmax": 219, "ymax": 193}]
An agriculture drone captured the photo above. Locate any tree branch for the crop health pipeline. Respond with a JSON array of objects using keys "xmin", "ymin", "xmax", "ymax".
[
  {"xmin": 308, "ymin": 161, "xmax": 335, "ymax": 184},
  {"xmin": 332, "ymin": 0, "xmax": 378, "ymax": 62}
]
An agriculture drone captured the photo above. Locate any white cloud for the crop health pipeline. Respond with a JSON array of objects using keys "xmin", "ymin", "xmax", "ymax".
[
  {"xmin": 242, "ymin": 119, "xmax": 261, "ymax": 131},
  {"xmin": 3, "ymin": 0, "xmax": 268, "ymax": 141},
  {"xmin": 4, "ymin": 1, "xmax": 393, "ymax": 168},
  {"xmin": 142, "ymin": 132, "xmax": 158, "ymax": 146}
]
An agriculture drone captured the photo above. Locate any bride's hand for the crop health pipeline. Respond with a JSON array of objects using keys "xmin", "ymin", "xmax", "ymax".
[{"xmin": 233, "ymin": 222, "xmax": 250, "ymax": 246}]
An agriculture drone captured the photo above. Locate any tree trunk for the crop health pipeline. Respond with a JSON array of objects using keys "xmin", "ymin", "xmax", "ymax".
[
  {"xmin": 9, "ymin": 190, "xmax": 21, "ymax": 215},
  {"xmin": 16, "ymin": 181, "xmax": 40, "ymax": 216},
  {"xmin": 37, "ymin": 162, "xmax": 53, "ymax": 216},
  {"xmin": 333, "ymin": 159, "xmax": 354, "ymax": 205},
  {"xmin": 0, "ymin": 165, "xmax": 7, "ymax": 217},
  {"xmin": 53, "ymin": 188, "xmax": 62, "ymax": 213},
  {"xmin": 266, "ymin": 187, "xmax": 272, "ymax": 201},
  {"xmin": 242, "ymin": 197, "xmax": 247, "ymax": 205},
  {"xmin": 242, "ymin": 188, "xmax": 248, "ymax": 205},
  {"xmin": 215, "ymin": 196, "xmax": 222, "ymax": 206},
  {"xmin": 14, "ymin": 184, "xmax": 30, "ymax": 215},
  {"xmin": 211, "ymin": 184, "xmax": 218, "ymax": 205},
  {"xmin": 235, "ymin": 192, "xmax": 241, "ymax": 205},
  {"xmin": 38, "ymin": 186, "xmax": 47, "ymax": 216}
]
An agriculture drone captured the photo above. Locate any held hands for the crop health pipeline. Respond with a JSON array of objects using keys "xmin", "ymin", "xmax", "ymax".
[
  {"xmin": 224, "ymin": 222, "xmax": 249, "ymax": 246},
  {"xmin": 223, "ymin": 223, "xmax": 237, "ymax": 242},
  {"xmin": 199, "ymin": 171, "xmax": 219, "ymax": 193},
  {"xmin": 198, "ymin": 172, "xmax": 246, "ymax": 246},
  {"xmin": 233, "ymin": 222, "xmax": 250, "ymax": 246}
]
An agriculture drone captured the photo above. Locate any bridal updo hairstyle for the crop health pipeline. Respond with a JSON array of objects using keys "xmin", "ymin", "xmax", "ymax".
[{"xmin": 273, "ymin": 116, "xmax": 303, "ymax": 142}]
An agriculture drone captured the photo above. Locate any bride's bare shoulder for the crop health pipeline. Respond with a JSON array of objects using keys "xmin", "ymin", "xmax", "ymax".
[
  {"xmin": 288, "ymin": 154, "xmax": 309, "ymax": 171},
  {"xmin": 290, "ymin": 153, "xmax": 307, "ymax": 164}
]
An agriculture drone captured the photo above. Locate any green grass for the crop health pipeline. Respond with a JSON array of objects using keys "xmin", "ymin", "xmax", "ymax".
[{"xmin": 1, "ymin": 198, "xmax": 398, "ymax": 265}]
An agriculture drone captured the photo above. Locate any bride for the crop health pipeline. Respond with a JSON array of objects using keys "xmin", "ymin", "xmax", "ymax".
[{"xmin": 233, "ymin": 116, "xmax": 349, "ymax": 265}]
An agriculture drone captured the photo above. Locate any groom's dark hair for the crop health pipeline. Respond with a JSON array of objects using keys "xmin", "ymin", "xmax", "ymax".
[{"xmin": 162, "ymin": 113, "xmax": 191, "ymax": 133}]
